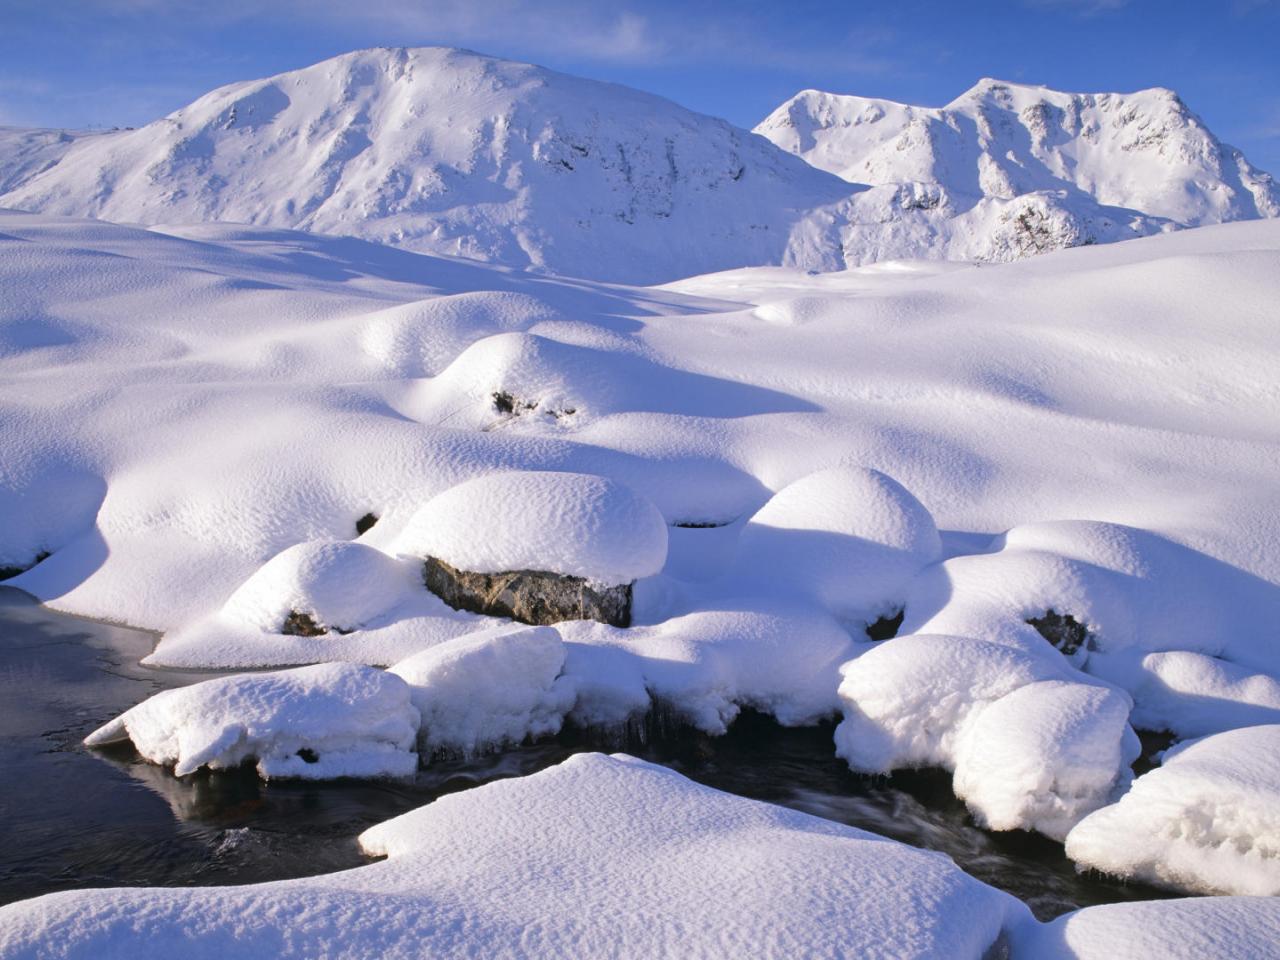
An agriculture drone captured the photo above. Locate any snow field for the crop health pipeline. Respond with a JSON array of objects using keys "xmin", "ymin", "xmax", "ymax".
[{"xmin": 3, "ymin": 210, "xmax": 1280, "ymax": 898}]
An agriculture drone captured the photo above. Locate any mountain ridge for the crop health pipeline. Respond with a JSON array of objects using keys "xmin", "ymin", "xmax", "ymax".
[{"xmin": 0, "ymin": 47, "xmax": 1275, "ymax": 281}]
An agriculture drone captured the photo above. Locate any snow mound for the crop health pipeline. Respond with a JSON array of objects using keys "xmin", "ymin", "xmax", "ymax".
[
  {"xmin": 1065, "ymin": 724, "xmax": 1280, "ymax": 895},
  {"xmin": 84, "ymin": 663, "xmax": 419, "ymax": 779},
  {"xmin": 391, "ymin": 471, "xmax": 668, "ymax": 585},
  {"xmin": 836, "ymin": 634, "xmax": 1134, "ymax": 838},
  {"xmin": 220, "ymin": 540, "xmax": 420, "ymax": 634},
  {"xmin": 835, "ymin": 633, "xmax": 1070, "ymax": 772},
  {"xmin": 389, "ymin": 624, "xmax": 575, "ymax": 756},
  {"xmin": 359, "ymin": 291, "xmax": 560, "ymax": 378},
  {"xmin": 562, "ymin": 598, "xmax": 856, "ymax": 733},
  {"xmin": 952, "ymin": 679, "xmax": 1136, "ymax": 840},
  {"xmin": 0, "ymin": 753, "xmax": 1031, "ymax": 958},
  {"xmin": 903, "ymin": 520, "xmax": 1280, "ymax": 675},
  {"xmin": 731, "ymin": 466, "xmax": 940, "ymax": 620},
  {"xmin": 1128, "ymin": 651, "xmax": 1280, "ymax": 738},
  {"xmin": 1009, "ymin": 896, "xmax": 1280, "ymax": 960}
]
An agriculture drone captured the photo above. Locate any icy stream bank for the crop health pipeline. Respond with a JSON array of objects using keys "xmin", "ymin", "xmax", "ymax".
[{"xmin": 0, "ymin": 587, "xmax": 1170, "ymax": 920}]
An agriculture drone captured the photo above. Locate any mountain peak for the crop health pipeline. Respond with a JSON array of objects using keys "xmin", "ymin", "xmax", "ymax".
[{"xmin": 758, "ymin": 79, "xmax": 1278, "ymax": 228}]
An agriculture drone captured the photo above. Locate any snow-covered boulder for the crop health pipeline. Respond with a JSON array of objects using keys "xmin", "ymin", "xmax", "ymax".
[
  {"xmin": 393, "ymin": 471, "xmax": 668, "ymax": 627},
  {"xmin": 84, "ymin": 663, "xmax": 420, "ymax": 780},
  {"xmin": 389, "ymin": 625, "xmax": 575, "ymax": 757},
  {"xmin": 0, "ymin": 754, "xmax": 1032, "ymax": 958},
  {"xmin": 1065, "ymin": 724, "xmax": 1280, "ymax": 895},
  {"xmin": 1009, "ymin": 896, "xmax": 1280, "ymax": 960},
  {"xmin": 220, "ymin": 539, "xmax": 420, "ymax": 635},
  {"xmin": 835, "ymin": 633, "xmax": 1070, "ymax": 773},
  {"xmin": 951, "ymin": 679, "xmax": 1136, "ymax": 840},
  {"xmin": 836, "ymin": 634, "xmax": 1137, "ymax": 839},
  {"xmin": 731, "ymin": 466, "xmax": 940, "ymax": 621}
]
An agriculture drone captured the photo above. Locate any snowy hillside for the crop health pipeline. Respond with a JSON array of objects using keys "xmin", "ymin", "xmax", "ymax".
[
  {"xmin": 757, "ymin": 79, "xmax": 1279, "ymax": 263},
  {"xmin": 0, "ymin": 126, "xmax": 98, "ymax": 195},
  {"xmin": 0, "ymin": 47, "xmax": 852, "ymax": 285}
]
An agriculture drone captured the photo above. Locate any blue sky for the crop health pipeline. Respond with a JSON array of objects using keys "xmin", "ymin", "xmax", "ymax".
[{"xmin": 3, "ymin": 0, "xmax": 1279, "ymax": 173}]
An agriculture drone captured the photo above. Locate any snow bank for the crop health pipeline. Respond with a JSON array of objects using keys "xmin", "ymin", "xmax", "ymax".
[
  {"xmin": 84, "ymin": 663, "xmax": 419, "ymax": 779},
  {"xmin": 391, "ymin": 470, "xmax": 668, "ymax": 585},
  {"xmin": 0, "ymin": 754, "xmax": 1031, "ymax": 959},
  {"xmin": 1009, "ymin": 896, "xmax": 1280, "ymax": 960},
  {"xmin": 731, "ymin": 466, "xmax": 941, "ymax": 620},
  {"xmin": 389, "ymin": 624, "xmax": 575, "ymax": 756},
  {"xmin": 1065, "ymin": 724, "xmax": 1280, "ymax": 895},
  {"xmin": 836, "ymin": 635, "xmax": 1135, "ymax": 838}
]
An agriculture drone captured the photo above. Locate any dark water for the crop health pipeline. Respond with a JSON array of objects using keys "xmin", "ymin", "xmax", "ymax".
[{"xmin": 0, "ymin": 586, "xmax": 1172, "ymax": 920}]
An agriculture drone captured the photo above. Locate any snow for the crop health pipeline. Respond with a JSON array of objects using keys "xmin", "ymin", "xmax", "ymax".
[
  {"xmin": 561, "ymin": 598, "xmax": 856, "ymax": 733},
  {"xmin": 729, "ymin": 465, "xmax": 941, "ymax": 621},
  {"xmin": 1126, "ymin": 651, "xmax": 1280, "ymax": 738},
  {"xmin": 951, "ymin": 680, "xmax": 1136, "ymax": 840},
  {"xmin": 390, "ymin": 470, "xmax": 668, "ymax": 584},
  {"xmin": 388, "ymin": 624, "xmax": 575, "ymax": 756},
  {"xmin": 84, "ymin": 663, "xmax": 419, "ymax": 779},
  {"xmin": 1065, "ymin": 725, "xmax": 1280, "ymax": 896},
  {"xmin": 1009, "ymin": 896, "xmax": 1280, "ymax": 960},
  {"xmin": 0, "ymin": 211, "xmax": 1278, "ymax": 838},
  {"xmin": 0, "ymin": 753, "xmax": 1033, "ymax": 959}
]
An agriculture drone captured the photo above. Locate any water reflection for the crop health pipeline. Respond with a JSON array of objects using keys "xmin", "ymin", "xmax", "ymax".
[{"xmin": 0, "ymin": 587, "xmax": 1172, "ymax": 920}]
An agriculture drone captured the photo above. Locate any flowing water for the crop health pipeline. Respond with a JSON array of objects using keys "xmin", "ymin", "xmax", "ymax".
[{"xmin": 0, "ymin": 586, "xmax": 1172, "ymax": 920}]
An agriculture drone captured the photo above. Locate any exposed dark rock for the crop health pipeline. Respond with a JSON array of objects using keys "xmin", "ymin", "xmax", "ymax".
[
  {"xmin": 281, "ymin": 611, "xmax": 327, "ymax": 637},
  {"xmin": 491, "ymin": 390, "xmax": 575, "ymax": 421},
  {"xmin": 355, "ymin": 512, "xmax": 379, "ymax": 536},
  {"xmin": 423, "ymin": 555, "xmax": 632, "ymax": 627},
  {"xmin": 295, "ymin": 747, "xmax": 320, "ymax": 764},
  {"xmin": 672, "ymin": 518, "xmax": 734, "ymax": 529},
  {"xmin": 865, "ymin": 607, "xmax": 905, "ymax": 641},
  {"xmin": 1026, "ymin": 609, "xmax": 1092, "ymax": 656}
]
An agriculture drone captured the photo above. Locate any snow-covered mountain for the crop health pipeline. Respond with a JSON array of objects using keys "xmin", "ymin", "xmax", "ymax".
[
  {"xmin": 0, "ymin": 47, "xmax": 851, "ymax": 285},
  {"xmin": 1, "ymin": 52, "xmax": 1276, "ymax": 279},
  {"xmin": 757, "ymin": 79, "xmax": 1279, "ymax": 263}
]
